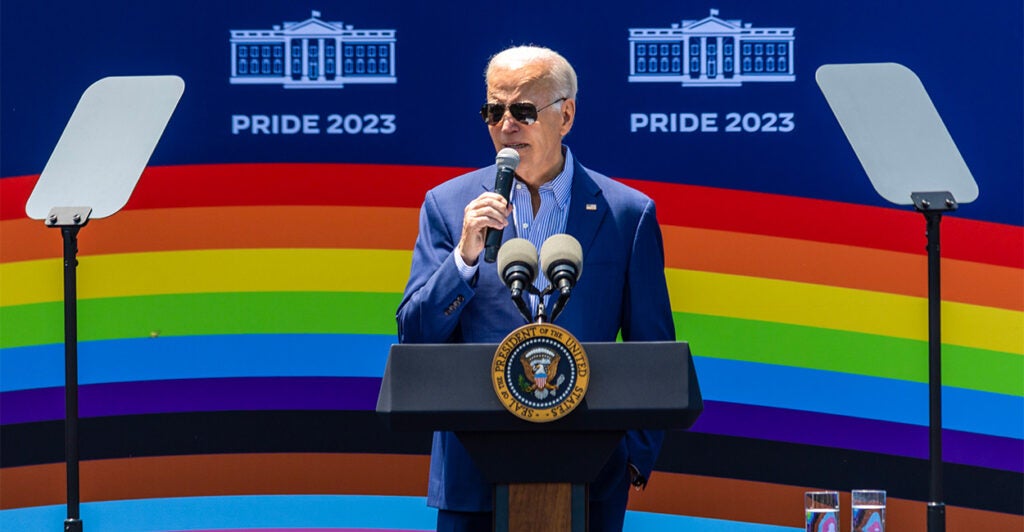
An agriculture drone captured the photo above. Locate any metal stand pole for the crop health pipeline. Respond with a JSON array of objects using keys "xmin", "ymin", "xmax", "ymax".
[
  {"xmin": 47, "ymin": 208, "xmax": 91, "ymax": 532},
  {"xmin": 62, "ymin": 224, "xmax": 84, "ymax": 532},
  {"xmin": 912, "ymin": 192, "xmax": 955, "ymax": 532}
]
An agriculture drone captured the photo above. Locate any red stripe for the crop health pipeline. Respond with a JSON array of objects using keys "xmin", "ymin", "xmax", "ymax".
[
  {"xmin": 0, "ymin": 163, "xmax": 468, "ymax": 219},
  {"xmin": 0, "ymin": 176, "xmax": 36, "ymax": 221},
  {"xmin": 127, "ymin": 163, "xmax": 469, "ymax": 211},
  {"xmin": 3, "ymin": 164, "xmax": 1020, "ymax": 268},
  {"xmin": 623, "ymin": 178, "xmax": 1023, "ymax": 268}
]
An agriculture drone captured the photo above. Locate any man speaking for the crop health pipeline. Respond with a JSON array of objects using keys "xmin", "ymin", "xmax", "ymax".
[{"xmin": 396, "ymin": 45, "xmax": 676, "ymax": 532}]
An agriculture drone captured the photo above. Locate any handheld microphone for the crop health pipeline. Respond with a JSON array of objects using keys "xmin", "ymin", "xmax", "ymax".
[
  {"xmin": 483, "ymin": 148, "xmax": 520, "ymax": 263},
  {"xmin": 539, "ymin": 234, "xmax": 583, "ymax": 322},
  {"xmin": 496, "ymin": 238, "xmax": 538, "ymax": 323}
]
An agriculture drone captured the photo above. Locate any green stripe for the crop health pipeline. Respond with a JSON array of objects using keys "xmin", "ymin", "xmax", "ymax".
[
  {"xmin": 0, "ymin": 292, "xmax": 402, "ymax": 348},
  {"xmin": 675, "ymin": 312, "xmax": 1023, "ymax": 398},
  {"xmin": 1, "ymin": 295, "xmax": 1018, "ymax": 397}
]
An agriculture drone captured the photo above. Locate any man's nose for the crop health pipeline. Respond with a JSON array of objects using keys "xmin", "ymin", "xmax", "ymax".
[{"xmin": 500, "ymin": 112, "xmax": 521, "ymax": 132}]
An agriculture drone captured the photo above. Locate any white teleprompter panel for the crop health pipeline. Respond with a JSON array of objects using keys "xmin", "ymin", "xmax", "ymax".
[
  {"xmin": 816, "ymin": 63, "xmax": 977, "ymax": 206},
  {"xmin": 26, "ymin": 75, "xmax": 185, "ymax": 220}
]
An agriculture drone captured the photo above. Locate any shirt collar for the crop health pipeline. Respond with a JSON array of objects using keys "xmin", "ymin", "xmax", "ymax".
[{"xmin": 537, "ymin": 146, "xmax": 574, "ymax": 209}]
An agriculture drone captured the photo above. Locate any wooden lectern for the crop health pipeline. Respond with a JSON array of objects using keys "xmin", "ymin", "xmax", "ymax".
[{"xmin": 376, "ymin": 341, "xmax": 703, "ymax": 531}]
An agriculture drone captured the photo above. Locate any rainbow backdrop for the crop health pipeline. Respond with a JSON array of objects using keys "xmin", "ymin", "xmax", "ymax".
[{"xmin": 1, "ymin": 163, "xmax": 1021, "ymax": 531}]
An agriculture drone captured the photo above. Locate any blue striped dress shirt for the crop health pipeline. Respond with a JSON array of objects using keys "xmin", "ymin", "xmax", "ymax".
[{"xmin": 456, "ymin": 147, "xmax": 575, "ymax": 316}]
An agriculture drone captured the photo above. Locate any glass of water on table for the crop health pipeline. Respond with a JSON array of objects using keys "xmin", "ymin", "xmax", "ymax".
[
  {"xmin": 851, "ymin": 489, "xmax": 886, "ymax": 532},
  {"xmin": 804, "ymin": 491, "xmax": 839, "ymax": 532}
]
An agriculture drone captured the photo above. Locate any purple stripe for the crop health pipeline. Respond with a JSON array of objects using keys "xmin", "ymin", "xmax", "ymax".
[
  {"xmin": 692, "ymin": 400, "xmax": 1024, "ymax": 473},
  {"xmin": 0, "ymin": 377, "xmax": 380, "ymax": 424},
  {"xmin": 1, "ymin": 384, "xmax": 1019, "ymax": 473}
]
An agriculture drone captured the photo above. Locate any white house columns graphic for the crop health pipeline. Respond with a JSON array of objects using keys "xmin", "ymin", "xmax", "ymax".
[
  {"xmin": 629, "ymin": 9, "xmax": 794, "ymax": 87},
  {"xmin": 230, "ymin": 10, "xmax": 396, "ymax": 88}
]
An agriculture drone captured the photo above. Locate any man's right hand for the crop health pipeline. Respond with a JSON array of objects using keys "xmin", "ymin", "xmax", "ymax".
[{"xmin": 457, "ymin": 191, "xmax": 513, "ymax": 266}]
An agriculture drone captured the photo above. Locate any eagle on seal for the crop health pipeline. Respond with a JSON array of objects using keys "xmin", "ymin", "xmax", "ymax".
[{"xmin": 521, "ymin": 354, "xmax": 560, "ymax": 392}]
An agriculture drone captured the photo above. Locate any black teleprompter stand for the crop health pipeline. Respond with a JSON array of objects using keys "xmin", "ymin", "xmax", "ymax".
[
  {"xmin": 913, "ymin": 191, "xmax": 958, "ymax": 532},
  {"xmin": 48, "ymin": 207, "xmax": 93, "ymax": 532},
  {"xmin": 817, "ymin": 63, "xmax": 978, "ymax": 532},
  {"xmin": 25, "ymin": 75, "xmax": 184, "ymax": 532}
]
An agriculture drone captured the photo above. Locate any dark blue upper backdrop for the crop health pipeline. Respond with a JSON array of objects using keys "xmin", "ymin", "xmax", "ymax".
[{"xmin": 2, "ymin": 0, "xmax": 1021, "ymax": 225}]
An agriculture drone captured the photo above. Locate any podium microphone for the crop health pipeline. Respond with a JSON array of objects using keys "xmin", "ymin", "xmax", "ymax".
[
  {"xmin": 483, "ymin": 148, "xmax": 520, "ymax": 263},
  {"xmin": 540, "ymin": 234, "xmax": 583, "ymax": 323},
  {"xmin": 496, "ymin": 237, "xmax": 538, "ymax": 323}
]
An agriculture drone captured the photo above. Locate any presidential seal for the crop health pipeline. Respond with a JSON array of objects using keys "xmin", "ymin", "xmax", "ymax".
[{"xmin": 492, "ymin": 323, "xmax": 589, "ymax": 423}]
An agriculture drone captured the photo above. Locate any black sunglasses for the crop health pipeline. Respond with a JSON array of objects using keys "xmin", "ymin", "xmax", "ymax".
[{"xmin": 480, "ymin": 97, "xmax": 567, "ymax": 125}]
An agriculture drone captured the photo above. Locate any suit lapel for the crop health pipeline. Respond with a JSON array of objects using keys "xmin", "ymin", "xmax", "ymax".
[{"xmin": 565, "ymin": 159, "xmax": 607, "ymax": 258}]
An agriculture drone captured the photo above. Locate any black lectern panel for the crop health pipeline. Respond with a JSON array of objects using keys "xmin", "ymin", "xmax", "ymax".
[
  {"xmin": 377, "ymin": 341, "xmax": 703, "ymax": 495},
  {"xmin": 376, "ymin": 341, "xmax": 702, "ymax": 433}
]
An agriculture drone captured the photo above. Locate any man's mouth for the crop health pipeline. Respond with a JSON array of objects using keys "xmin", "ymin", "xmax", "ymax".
[{"xmin": 504, "ymin": 143, "xmax": 528, "ymax": 150}]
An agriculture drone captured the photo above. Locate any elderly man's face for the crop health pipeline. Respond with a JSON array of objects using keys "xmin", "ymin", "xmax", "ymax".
[{"xmin": 485, "ymin": 63, "xmax": 575, "ymax": 187}]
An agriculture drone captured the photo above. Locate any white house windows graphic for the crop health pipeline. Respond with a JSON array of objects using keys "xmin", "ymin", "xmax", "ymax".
[
  {"xmin": 629, "ymin": 8, "xmax": 794, "ymax": 86},
  {"xmin": 230, "ymin": 10, "xmax": 396, "ymax": 88}
]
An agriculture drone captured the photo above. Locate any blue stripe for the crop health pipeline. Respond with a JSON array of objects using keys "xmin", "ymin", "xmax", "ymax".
[
  {"xmin": 0, "ymin": 495, "xmax": 435, "ymax": 531},
  {"xmin": 0, "ymin": 334, "xmax": 394, "ymax": 391},
  {"xmin": 2, "ymin": 335, "xmax": 1019, "ymax": 439},
  {"xmin": 696, "ymin": 357, "xmax": 1024, "ymax": 440},
  {"xmin": 0, "ymin": 495, "xmax": 800, "ymax": 531},
  {"xmin": 625, "ymin": 511, "xmax": 801, "ymax": 531}
]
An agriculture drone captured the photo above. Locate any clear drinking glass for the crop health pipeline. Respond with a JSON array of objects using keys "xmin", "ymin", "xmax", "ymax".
[
  {"xmin": 851, "ymin": 489, "xmax": 886, "ymax": 532},
  {"xmin": 804, "ymin": 491, "xmax": 839, "ymax": 532}
]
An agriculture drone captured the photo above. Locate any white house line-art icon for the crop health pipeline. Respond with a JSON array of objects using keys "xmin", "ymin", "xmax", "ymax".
[
  {"xmin": 628, "ymin": 8, "xmax": 794, "ymax": 87},
  {"xmin": 230, "ymin": 10, "xmax": 396, "ymax": 89}
]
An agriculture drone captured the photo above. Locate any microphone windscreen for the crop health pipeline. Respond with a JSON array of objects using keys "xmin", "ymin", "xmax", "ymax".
[
  {"xmin": 496, "ymin": 147, "xmax": 521, "ymax": 170},
  {"xmin": 540, "ymin": 234, "xmax": 583, "ymax": 280},
  {"xmin": 496, "ymin": 238, "xmax": 539, "ymax": 283}
]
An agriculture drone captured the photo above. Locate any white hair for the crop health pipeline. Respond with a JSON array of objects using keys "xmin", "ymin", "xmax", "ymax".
[{"xmin": 485, "ymin": 45, "xmax": 578, "ymax": 101}]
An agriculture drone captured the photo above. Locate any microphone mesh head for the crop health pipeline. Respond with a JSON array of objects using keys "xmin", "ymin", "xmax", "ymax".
[
  {"xmin": 496, "ymin": 238, "xmax": 538, "ymax": 283},
  {"xmin": 540, "ymin": 234, "xmax": 583, "ymax": 280},
  {"xmin": 496, "ymin": 148, "xmax": 521, "ymax": 170}
]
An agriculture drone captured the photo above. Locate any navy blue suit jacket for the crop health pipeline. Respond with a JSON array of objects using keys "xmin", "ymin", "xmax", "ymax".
[{"xmin": 396, "ymin": 155, "xmax": 675, "ymax": 511}]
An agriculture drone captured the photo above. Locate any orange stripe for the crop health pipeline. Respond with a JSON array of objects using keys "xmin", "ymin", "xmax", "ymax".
[
  {"xmin": 0, "ymin": 205, "xmax": 420, "ymax": 263},
  {"xmin": 3, "ymin": 206, "xmax": 1019, "ymax": 312},
  {"xmin": 4, "ymin": 458, "xmax": 1019, "ymax": 531},
  {"xmin": 631, "ymin": 471, "xmax": 1023, "ymax": 531},
  {"xmin": 6, "ymin": 167, "xmax": 1022, "ymax": 269},
  {"xmin": 664, "ymin": 226, "xmax": 1024, "ymax": 312},
  {"xmin": 0, "ymin": 453, "xmax": 428, "ymax": 509}
]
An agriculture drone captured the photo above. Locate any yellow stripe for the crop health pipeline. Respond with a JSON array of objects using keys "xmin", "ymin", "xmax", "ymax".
[
  {"xmin": 0, "ymin": 249, "xmax": 412, "ymax": 306},
  {"xmin": 2, "ymin": 251, "xmax": 1019, "ymax": 355},
  {"xmin": 666, "ymin": 269, "xmax": 1023, "ymax": 356}
]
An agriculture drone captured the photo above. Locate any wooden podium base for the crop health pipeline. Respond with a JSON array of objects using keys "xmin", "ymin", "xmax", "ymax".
[{"xmin": 495, "ymin": 483, "xmax": 586, "ymax": 532}]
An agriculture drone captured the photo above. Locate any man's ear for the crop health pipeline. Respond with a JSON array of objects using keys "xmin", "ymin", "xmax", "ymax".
[{"xmin": 560, "ymin": 98, "xmax": 576, "ymax": 136}]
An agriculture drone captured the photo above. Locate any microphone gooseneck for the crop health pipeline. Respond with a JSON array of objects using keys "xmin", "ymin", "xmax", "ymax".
[
  {"xmin": 483, "ymin": 148, "xmax": 521, "ymax": 263},
  {"xmin": 496, "ymin": 237, "xmax": 538, "ymax": 323}
]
